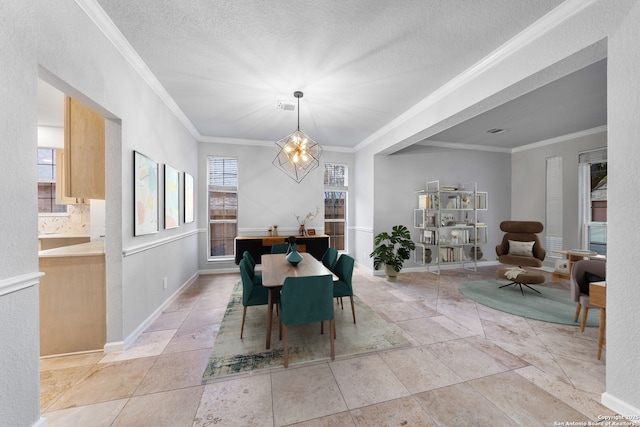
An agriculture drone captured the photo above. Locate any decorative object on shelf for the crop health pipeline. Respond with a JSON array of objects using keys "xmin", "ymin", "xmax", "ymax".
[
  {"xmin": 307, "ymin": 229, "xmax": 316, "ymax": 236},
  {"xmin": 268, "ymin": 226, "xmax": 273, "ymax": 236},
  {"xmin": 294, "ymin": 206, "xmax": 319, "ymax": 236},
  {"xmin": 273, "ymin": 225, "xmax": 278, "ymax": 236},
  {"xmin": 273, "ymin": 91, "xmax": 323, "ymax": 183},
  {"xmin": 469, "ymin": 246, "xmax": 483, "ymax": 260},
  {"xmin": 369, "ymin": 225, "xmax": 416, "ymax": 282},
  {"xmin": 285, "ymin": 236, "xmax": 303, "ymax": 266}
]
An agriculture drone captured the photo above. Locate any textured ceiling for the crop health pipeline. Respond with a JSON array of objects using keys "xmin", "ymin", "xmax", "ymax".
[{"xmin": 89, "ymin": 0, "xmax": 595, "ymax": 149}]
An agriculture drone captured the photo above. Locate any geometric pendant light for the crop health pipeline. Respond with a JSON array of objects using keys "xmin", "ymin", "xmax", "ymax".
[{"xmin": 273, "ymin": 91, "xmax": 323, "ymax": 183}]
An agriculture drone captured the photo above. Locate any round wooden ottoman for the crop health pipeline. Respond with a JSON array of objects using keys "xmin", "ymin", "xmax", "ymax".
[{"xmin": 496, "ymin": 267, "xmax": 545, "ymax": 296}]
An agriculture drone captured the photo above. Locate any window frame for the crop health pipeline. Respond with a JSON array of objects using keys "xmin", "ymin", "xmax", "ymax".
[
  {"xmin": 578, "ymin": 148, "xmax": 607, "ymax": 255},
  {"xmin": 323, "ymin": 163, "xmax": 348, "ymax": 252},
  {"xmin": 37, "ymin": 147, "xmax": 68, "ymax": 216},
  {"xmin": 207, "ymin": 156, "xmax": 238, "ymax": 261}
]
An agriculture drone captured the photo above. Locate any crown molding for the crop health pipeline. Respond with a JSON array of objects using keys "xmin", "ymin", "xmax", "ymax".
[
  {"xmin": 355, "ymin": 0, "xmax": 600, "ymax": 152},
  {"xmin": 416, "ymin": 140, "xmax": 512, "ymax": 153},
  {"xmin": 74, "ymin": 0, "xmax": 201, "ymax": 138},
  {"xmin": 511, "ymin": 125, "xmax": 607, "ymax": 153},
  {"xmin": 197, "ymin": 135, "xmax": 355, "ymax": 152}
]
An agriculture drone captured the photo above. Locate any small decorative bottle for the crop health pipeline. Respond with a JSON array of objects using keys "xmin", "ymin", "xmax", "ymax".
[{"xmin": 273, "ymin": 225, "xmax": 278, "ymax": 236}]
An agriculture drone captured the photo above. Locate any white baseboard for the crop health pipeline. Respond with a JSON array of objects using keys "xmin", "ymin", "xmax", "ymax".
[
  {"xmin": 33, "ymin": 417, "xmax": 47, "ymax": 427},
  {"xmin": 601, "ymin": 392, "xmax": 640, "ymax": 425},
  {"xmin": 199, "ymin": 267, "xmax": 240, "ymax": 275},
  {"xmin": 103, "ymin": 341, "xmax": 124, "ymax": 354},
  {"xmin": 367, "ymin": 260, "xmax": 500, "ymax": 276}
]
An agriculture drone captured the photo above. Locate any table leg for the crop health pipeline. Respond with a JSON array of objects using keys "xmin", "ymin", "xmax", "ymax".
[
  {"xmin": 597, "ymin": 307, "xmax": 606, "ymax": 360},
  {"xmin": 266, "ymin": 289, "xmax": 274, "ymax": 349}
]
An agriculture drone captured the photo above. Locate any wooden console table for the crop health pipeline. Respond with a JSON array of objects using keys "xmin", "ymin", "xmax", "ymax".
[
  {"xmin": 551, "ymin": 250, "xmax": 605, "ymax": 282},
  {"xmin": 234, "ymin": 234, "xmax": 330, "ymax": 264},
  {"xmin": 589, "ymin": 280, "xmax": 606, "ymax": 360}
]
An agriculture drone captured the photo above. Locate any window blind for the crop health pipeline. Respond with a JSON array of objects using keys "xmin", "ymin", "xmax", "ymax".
[
  {"xmin": 546, "ymin": 156, "xmax": 563, "ymax": 257},
  {"xmin": 578, "ymin": 148, "xmax": 607, "ymax": 164},
  {"xmin": 208, "ymin": 156, "xmax": 238, "ymax": 187},
  {"xmin": 324, "ymin": 163, "xmax": 347, "ymax": 188}
]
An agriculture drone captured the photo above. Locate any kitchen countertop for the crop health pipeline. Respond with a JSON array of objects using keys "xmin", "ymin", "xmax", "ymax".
[
  {"xmin": 38, "ymin": 233, "xmax": 90, "ymax": 239},
  {"xmin": 39, "ymin": 240, "xmax": 105, "ymax": 257}
]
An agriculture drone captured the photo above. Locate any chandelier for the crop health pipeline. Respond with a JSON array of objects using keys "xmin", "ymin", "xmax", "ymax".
[{"xmin": 273, "ymin": 91, "xmax": 323, "ymax": 183}]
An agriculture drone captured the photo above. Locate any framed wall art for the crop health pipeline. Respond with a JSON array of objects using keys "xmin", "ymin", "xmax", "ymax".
[
  {"xmin": 184, "ymin": 172, "xmax": 194, "ymax": 223},
  {"xmin": 133, "ymin": 151, "xmax": 159, "ymax": 236},
  {"xmin": 164, "ymin": 164, "xmax": 180, "ymax": 229}
]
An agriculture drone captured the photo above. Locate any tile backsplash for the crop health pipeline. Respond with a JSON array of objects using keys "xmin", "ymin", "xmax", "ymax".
[{"xmin": 39, "ymin": 204, "xmax": 90, "ymax": 235}]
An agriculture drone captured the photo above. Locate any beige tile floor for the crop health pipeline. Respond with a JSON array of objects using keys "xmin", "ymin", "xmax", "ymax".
[{"xmin": 40, "ymin": 266, "xmax": 616, "ymax": 426}]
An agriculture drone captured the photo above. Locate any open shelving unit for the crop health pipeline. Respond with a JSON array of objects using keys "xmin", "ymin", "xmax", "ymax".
[{"xmin": 413, "ymin": 180, "xmax": 488, "ymax": 274}]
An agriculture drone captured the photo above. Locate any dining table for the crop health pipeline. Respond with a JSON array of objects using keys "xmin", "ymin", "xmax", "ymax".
[{"xmin": 261, "ymin": 253, "xmax": 337, "ymax": 349}]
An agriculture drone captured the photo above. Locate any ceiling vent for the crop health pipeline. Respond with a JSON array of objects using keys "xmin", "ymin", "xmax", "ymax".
[
  {"xmin": 486, "ymin": 128, "xmax": 506, "ymax": 134},
  {"xmin": 277, "ymin": 100, "xmax": 296, "ymax": 111}
]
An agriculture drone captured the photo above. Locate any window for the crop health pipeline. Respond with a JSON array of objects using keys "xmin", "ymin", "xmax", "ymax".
[
  {"xmin": 37, "ymin": 148, "xmax": 67, "ymax": 214},
  {"xmin": 578, "ymin": 148, "xmax": 607, "ymax": 255},
  {"xmin": 208, "ymin": 156, "xmax": 238, "ymax": 259},
  {"xmin": 545, "ymin": 156, "xmax": 563, "ymax": 258},
  {"xmin": 324, "ymin": 163, "xmax": 347, "ymax": 251}
]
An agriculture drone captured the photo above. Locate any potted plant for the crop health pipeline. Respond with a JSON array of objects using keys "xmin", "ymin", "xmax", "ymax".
[{"xmin": 369, "ymin": 225, "xmax": 416, "ymax": 281}]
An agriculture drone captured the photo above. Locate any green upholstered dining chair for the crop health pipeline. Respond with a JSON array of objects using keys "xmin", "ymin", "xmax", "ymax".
[
  {"xmin": 271, "ymin": 243, "xmax": 289, "ymax": 254},
  {"xmin": 242, "ymin": 251, "xmax": 262, "ymax": 285},
  {"xmin": 332, "ymin": 254, "xmax": 356, "ymax": 324},
  {"xmin": 322, "ymin": 248, "xmax": 339, "ymax": 271},
  {"xmin": 278, "ymin": 275, "xmax": 335, "ymax": 368},
  {"xmin": 239, "ymin": 259, "xmax": 271, "ymax": 339}
]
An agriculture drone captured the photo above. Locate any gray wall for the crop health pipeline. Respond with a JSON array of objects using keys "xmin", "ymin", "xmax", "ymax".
[
  {"xmin": 373, "ymin": 146, "xmax": 511, "ymax": 270},
  {"xmin": 607, "ymin": 1, "xmax": 640, "ymax": 413},
  {"xmin": 0, "ymin": 2, "xmax": 199, "ymax": 424},
  {"xmin": 512, "ymin": 130, "xmax": 607, "ymax": 268},
  {"xmin": 197, "ymin": 141, "xmax": 355, "ymax": 272}
]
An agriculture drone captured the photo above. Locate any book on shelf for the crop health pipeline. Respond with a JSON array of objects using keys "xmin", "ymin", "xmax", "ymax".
[{"xmin": 418, "ymin": 194, "xmax": 429, "ymax": 209}]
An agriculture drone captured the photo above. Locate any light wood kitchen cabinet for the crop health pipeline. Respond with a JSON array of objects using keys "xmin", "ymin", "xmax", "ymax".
[
  {"xmin": 64, "ymin": 96, "xmax": 105, "ymax": 199},
  {"xmin": 39, "ymin": 243, "xmax": 106, "ymax": 356},
  {"xmin": 55, "ymin": 149, "xmax": 85, "ymax": 205}
]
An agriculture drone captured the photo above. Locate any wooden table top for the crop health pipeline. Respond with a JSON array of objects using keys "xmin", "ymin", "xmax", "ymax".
[{"xmin": 261, "ymin": 253, "xmax": 336, "ymax": 288}]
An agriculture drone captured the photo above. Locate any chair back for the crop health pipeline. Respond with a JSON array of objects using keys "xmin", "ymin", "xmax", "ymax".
[
  {"xmin": 271, "ymin": 243, "xmax": 289, "ymax": 254},
  {"xmin": 495, "ymin": 221, "xmax": 546, "ymax": 267},
  {"xmin": 243, "ymin": 250, "xmax": 256, "ymax": 269},
  {"xmin": 280, "ymin": 275, "xmax": 334, "ymax": 325},
  {"xmin": 570, "ymin": 259, "xmax": 606, "ymax": 301},
  {"xmin": 322, "ymin": 248, "xmax": 339, "ymax": 271},
  {"xmin": 239, "ymin": 259, "xmax": 255, "ymax": 305},
  {"xmin": 241, "ymin": 251, "xmax": 256, "ymax": 280},
  {"xmin": 334, "ymin": 254, "xmax": 354, "ymax": 290}
]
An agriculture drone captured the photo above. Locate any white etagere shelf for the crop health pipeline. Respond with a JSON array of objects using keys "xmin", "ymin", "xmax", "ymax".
[{"xmin": 413, "ymin": 180, "xmax": 488, "ymax": 274}]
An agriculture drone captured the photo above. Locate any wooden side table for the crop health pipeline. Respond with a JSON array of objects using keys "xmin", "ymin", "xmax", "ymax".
[
  {"xmin": 589, "ymin": 281, "xmax": 606, "ymax": 360},
  {"xmin": 551, "ymin": 250, "xmax": 605, "ymax": 282}
]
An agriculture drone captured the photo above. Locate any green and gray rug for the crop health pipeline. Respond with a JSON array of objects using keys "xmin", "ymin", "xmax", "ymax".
[
  {"xmin": 203, "ymin": 282, "xmax": 410, "ymax": 380},
  {"xmin": 459, "ymin": 280, "xmax": 599, "ymax": 327}
]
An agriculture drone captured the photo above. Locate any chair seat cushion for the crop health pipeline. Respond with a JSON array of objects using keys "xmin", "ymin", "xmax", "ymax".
[
  {"xmin": 496, "ymin": 267, "xmax": 545, "ymax": 284},
  {"xmin": 498, "ymin": 255, "xmax": 543, "ymax": 268},
  {"xmin": 579, "ymin": 294, "xmax": 598, "ymax": 309},
  {"xmin": 245, "ymin": 284, "xmax": 270, "ymax": 306},
  {"xmin": 333, "ymin": 280, "xmax": 352, "ymax": 298}
]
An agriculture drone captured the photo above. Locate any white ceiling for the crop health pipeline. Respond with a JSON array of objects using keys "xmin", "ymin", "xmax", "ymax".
[{"xmin": 39, "ymin": 0, "xmax": 607, "ymax": 151}]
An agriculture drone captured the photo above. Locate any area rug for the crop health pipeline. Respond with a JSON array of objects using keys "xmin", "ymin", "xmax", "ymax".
[
  {"xmin": 203, "ymin": 282, "xmax": 411, "ymax": 380},
  {"xmin": 459, "ymin": 280, "xmax": 599, "ymax": 327}
]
